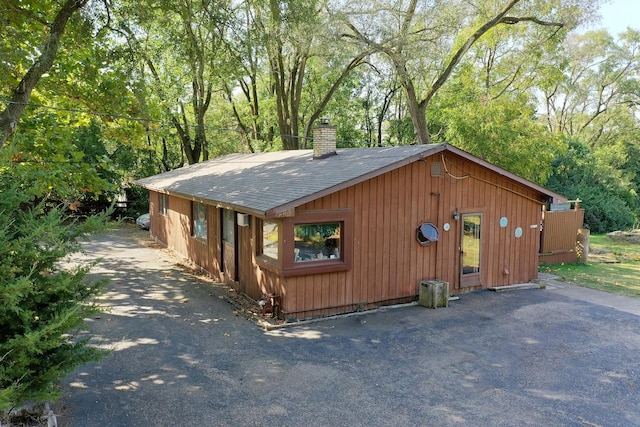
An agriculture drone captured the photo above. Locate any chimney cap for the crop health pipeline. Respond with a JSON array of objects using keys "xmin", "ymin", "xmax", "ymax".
[{"xmin": 319, "ymin": 117, "xmax": 330, "ymax": 125}]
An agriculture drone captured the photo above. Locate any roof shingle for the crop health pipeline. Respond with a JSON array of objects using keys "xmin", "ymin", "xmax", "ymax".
[{"xmin": 135, "ymin": 145, "xmax": 439, "ymax": 216}]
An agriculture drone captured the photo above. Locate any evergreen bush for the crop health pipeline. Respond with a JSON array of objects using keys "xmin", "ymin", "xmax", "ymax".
[{"xmin": 0, "ymin": 173, "xmax": 107, "ymax": 414}]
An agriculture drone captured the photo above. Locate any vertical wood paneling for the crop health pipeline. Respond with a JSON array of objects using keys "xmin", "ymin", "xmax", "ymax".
[
  {"xmin": 340, "ymin": 189, "xmax": 350, "ymax": 305},
  {"xmin": 328, "ymin": 271, "xmax": 338, "ymax": 312},
  {"xmin": 350, "ymin": 184, "xmax": 361, "ymax": 307},
  {"xmin": 410, "ymin": 162, "xmax": 427, "ymax": 290},
  {"xmin": 359, "ymin": 179, "xmax": 370, "ymax": 305},
  {"xmin": 374, "ymin": 175, "xmax": 384, "ymax": 301},
  {"xmin": 542, "ymin": 210, "xmax": 584, "ymax": 253},
  {"xmin": 436, "ymin": 162, "xmax": 449, "ymax": 284},
  {"xmin": 367, "ymin": 177, "xmax": 378, "ymax": 303},
  {"xmin": 385, "ymin": 168, "xmax": 398, "ymax": 298}
]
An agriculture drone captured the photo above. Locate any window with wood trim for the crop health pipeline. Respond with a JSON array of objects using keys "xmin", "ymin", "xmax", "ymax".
[
  {"xmin": 281, "ymin": 210, "xmax": 352, "ymax": 277},
  {"xmin": 159, "ymin": 193, "xmax": 168, "ymax": 216},
  {"xmin": 192, "ymin": 202, "xmax": 207, "ymax": 240}
]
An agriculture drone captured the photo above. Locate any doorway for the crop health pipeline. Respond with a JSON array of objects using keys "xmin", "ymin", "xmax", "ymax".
[
  {"xmin": 460, "ymin": 213, "xmax": 482, "ymax": 288},
  {"xmin": 222, "ymin": 208, "xmax": 238, "ymax": 282}
]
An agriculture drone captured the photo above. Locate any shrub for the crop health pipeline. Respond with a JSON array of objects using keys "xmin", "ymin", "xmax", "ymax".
[
  {"xmin": 0, "ymin": 174, "xmax": 107, "ymax": 413},
  {"xmin": 545, "ymin": 139, "xmax": 637, "ymax": 233}
]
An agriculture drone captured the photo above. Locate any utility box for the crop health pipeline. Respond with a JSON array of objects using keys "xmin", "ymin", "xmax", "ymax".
[
  {"xmin": 237, "ymin": 213, "xmax": 250, "ymax": 227},
  {"xmin": 419, "ymin": 280, "xmax": 449, "ymax": 309}
]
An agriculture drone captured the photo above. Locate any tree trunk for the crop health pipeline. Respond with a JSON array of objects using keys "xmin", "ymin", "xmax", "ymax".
[
  {"xmin": 0, "ymin": 0, "xmax": 88, "ymax": 149},
  {"xmin": 377, "ymin": 86, "xmax": 397, "ymax": 147},
  {"xmin": 301, "ymin": 53, "xmax": 369, "ymax": 148},
  {"xmin": 395, "ymin": 58, "xmax": 431, "ymax": 144}
]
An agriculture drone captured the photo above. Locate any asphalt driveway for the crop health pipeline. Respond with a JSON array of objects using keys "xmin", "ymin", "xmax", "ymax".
[{"xmin": 54, "ymin": 224, "xmax": 640, "ymax": 426}]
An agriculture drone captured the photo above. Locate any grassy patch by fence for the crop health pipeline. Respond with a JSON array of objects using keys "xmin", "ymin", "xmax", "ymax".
[{"xmin": 540, "ymin": 234, "xmax": 640, "ymax": 298}]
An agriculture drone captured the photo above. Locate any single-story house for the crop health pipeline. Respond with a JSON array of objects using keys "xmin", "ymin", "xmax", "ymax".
[{"xmin": 135, "ymin": 123, "xmax": 569, "ymax": 320}]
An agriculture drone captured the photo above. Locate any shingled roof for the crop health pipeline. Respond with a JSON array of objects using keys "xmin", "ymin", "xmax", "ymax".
[{"xmin": 134, "ymin": 143, "xmax": 564, "ymax": 217}]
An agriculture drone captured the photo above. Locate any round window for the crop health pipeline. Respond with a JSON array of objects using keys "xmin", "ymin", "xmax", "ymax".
[{"xmin": 416, "ymin": 222, "xmax": 440, "ymax": 246}]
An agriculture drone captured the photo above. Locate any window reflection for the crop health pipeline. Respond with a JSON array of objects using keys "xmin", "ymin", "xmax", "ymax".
[
  {"xmin": 192, "ymin": 203, "xmax": 207, "ymax": 240},
  {"xmin": 294, "ymin": 223, "xmax": 341, "ymax": 263},
  {"xmin": 262, "ymin": 221, "xmax": 279, "ymax": 260}
]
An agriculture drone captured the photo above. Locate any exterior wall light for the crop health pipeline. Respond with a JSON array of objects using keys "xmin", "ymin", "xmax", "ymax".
[{"xmin": 452, "ymin": 209, "xmax": 460, "ymax": 221}]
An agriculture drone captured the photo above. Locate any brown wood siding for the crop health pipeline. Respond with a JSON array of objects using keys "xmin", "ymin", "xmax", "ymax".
[
  {"xmin": 237, "ymin": 216, "xmax": 282, "ymax": 300},
  {"xmin": 149, "ymin": 192, "xmax": 222, "ymax": 282},
  {"xmin": 539, "ymin": 209, "xmax": 585, "ymax": 264},
  {"xmin": 281, "ymin": 153, "xmax": 547, "ymax": 318}
]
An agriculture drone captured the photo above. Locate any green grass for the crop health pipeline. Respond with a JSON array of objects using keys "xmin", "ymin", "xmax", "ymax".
[{"xmin": 540, "ymin": 233, "xmax": 640, "ymax": 298}]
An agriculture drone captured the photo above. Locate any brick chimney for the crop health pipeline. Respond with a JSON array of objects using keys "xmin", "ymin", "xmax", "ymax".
[{"xmin": 313, "ymin": 118, "xmax": 337, "ymax": 159}]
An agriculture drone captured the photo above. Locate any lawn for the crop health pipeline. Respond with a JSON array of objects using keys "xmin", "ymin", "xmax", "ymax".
[{"xmin": 540, "ymin": 233, "xmax": 640, "ymax": 298}]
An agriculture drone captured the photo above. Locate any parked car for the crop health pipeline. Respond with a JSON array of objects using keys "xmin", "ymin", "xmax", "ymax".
[{"xmin": 136, "ymin": 213, "xmax": 150, "ymax": 230}]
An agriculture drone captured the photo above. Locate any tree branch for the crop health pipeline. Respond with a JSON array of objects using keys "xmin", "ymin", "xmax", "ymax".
[
  {"xmin": 302, "ymin": 51, "xmax": 370, "ymax": 147},
  {"xmin": 0, "ymin": 0, "xmax": 89, "ymax": 149},
  {"xmin": 421, "ymin": 0, "xmax": 523, "ymax": 107},
  {"xmin": 500, "ymin": 16, "xmax": 564, "ymax": 27}
]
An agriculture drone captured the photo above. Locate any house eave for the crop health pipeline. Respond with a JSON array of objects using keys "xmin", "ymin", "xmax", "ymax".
[{"xmin": 134, "ymin": 181, "xmax": 268, "ymax": 218}]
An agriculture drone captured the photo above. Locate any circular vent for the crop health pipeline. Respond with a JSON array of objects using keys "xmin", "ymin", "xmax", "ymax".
[{"xmin": 416, "ymin": 222, "xmax": 440, "ymax": 246}]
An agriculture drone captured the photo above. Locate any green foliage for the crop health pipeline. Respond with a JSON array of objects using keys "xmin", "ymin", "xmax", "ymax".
[
  {"xmin": 294, "ymin": 223, "xmax": 339, "ymax": 241},
  {"xmin": 386, "ymin": 116, "xmax": 415, "ymax": 146},
  {"xmin": 7, "ymin": 113, "xmax": 112, "ymax": 201},
  {"xmin": 429, "ymin": 73, "xmax": 563, "ymax": 183},
  {"xmin": 0, "ymin": 163, "xmax": 107, "ymax": 412},
  {"xmin": 125, "ymin": 185, "xmax": 150, "ymax": 218},
  {"xmin": 545, "ymin": 139, "xmax": 638, "ymax": 233}
]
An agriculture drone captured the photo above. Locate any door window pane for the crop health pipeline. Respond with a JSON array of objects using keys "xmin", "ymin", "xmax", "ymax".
[
  {"xmin": 462, "ymin": 215, "xmax": 481, "ymax": 274},
  {"xmin": 223, "ymin": 209, "xmax": 234, "ymax": 243},
  {"xmin": 262, "ymin": 221, "xmax": 279, "ymax": 260}
]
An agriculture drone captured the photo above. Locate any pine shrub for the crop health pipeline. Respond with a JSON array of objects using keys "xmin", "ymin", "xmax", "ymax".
[{"xmin": 0, "ymin": 175, "xmax": 107, "ymax": 413}]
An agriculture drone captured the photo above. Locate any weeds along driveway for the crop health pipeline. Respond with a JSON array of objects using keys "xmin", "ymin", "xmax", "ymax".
[{"xmin": 55, "ymin": 224, "xmax": 640, "ymax": 427}]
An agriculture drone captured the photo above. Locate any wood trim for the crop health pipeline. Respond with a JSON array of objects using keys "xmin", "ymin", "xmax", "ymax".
[{"xmin": 459, "ymin": 211, "xmax": 483, "ymax": 288}]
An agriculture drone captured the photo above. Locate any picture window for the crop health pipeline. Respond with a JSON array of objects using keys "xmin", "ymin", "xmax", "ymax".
[{"xmin": 294, "ymin": 223, "xmax": 341, "ymax": 263}]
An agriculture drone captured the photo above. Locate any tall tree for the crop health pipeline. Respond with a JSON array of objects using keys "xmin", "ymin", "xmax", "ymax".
[
  {"xmin": 253, "ymin": 0, "xmax": 369, "ymax": 149},
  {"xmin": 540, "ymin": 29, "xmax": 640, "ymax": 230},
  {"xmin": 339, "ymin": 0, "xmax": 587, "ymax": 144},
  {"xmin": 113, "ymin": 0, "xmax": 233, "ymax": 164},
  {"xmin": 542, "ymin": 29, "xmax": 640, "ymax": 146},
  {"xmin": 0, "ymin": 0, "xmax": 89, "ymax": 149}
]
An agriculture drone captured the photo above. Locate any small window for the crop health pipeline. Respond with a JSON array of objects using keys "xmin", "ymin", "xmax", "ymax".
[
  {"xmin": 294, "ymin": 223, "xmax": 341, "ymax": 263},
  {"xmin": 262, "ymin": 221, "xmax": 279, "ymax": 260},
  {"xmin": 192, "ymin": 202, "xmax": 207, "ymax": 240},
  {"xmin": 159, "ymin": 193, "xmax": 168, "ymax": 216},
  {"xmin": 222, "ymin": 209, "xmax": 234, "ymax": 243},
  {"xmin": 416, "ymin": 222, "xmax": 439, "ymax": 246}
]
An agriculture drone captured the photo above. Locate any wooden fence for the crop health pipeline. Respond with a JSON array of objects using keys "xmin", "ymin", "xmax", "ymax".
[{"xmin": 539, "ymin": 209, "xmax": 585, "ymax": 264}]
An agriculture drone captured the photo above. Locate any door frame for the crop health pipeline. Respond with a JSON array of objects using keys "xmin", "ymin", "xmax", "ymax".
[
  {"xmin": 459, "ymin": 212, "xmax": 482, "ymax": 288},
  {"xmin": 221, "ymin": 208, "xmax": 239, "ymax": 283}
]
